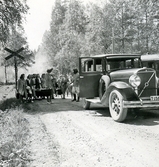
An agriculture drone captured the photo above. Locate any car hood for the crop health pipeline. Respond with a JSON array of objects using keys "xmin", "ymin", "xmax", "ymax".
[{"xmin": 109, "ymin": 67, "xmax": 155, "ymax": 81}]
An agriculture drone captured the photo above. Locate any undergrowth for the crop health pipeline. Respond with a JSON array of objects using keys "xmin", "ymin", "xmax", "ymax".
[
  {"xmin": 0, "ymin": 98, "xmax": 31, "ymax": 167},
  {"xmin": 0, "ymin": 98, "xmax": 40, "ymax": 113},
  {"xmin": 0, "ymin": 98, "xmax": 21, "ymax": 111}
]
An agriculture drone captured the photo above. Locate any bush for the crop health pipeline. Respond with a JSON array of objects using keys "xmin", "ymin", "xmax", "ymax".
[
  {"xmin": 0, "ymin": 98, "xmax": 22, "ymax": 111},
  {"xmin": 0, "ymin": 97, "xmax": 41, "ymax": 113}
]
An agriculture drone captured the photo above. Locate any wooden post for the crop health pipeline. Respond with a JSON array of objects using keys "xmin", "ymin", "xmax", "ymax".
[
  {"xmin": 4, "ymin": 60, "xmax": 7, "ymax": 84},
  {"xmin": 14, "ymin": 56, "xmax": 18, "ymax": 89},
  {"xmin": 4, "ymin": 47, "xmax": 24, "ymax": 89}
]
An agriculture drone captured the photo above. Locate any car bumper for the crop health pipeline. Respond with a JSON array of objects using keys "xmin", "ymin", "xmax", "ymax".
[{"xmin": 123, "ymin": 100, "xmax": 159, "ymax": 108}]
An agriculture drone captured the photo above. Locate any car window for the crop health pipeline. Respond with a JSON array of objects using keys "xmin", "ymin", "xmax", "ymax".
[
  {"xmin": 81, "ymin": 58, "xmax": 102, "ymax": 72},
  {"xmin": 107, "ymin": 58, "xmax": 142, "ymax": 71}
]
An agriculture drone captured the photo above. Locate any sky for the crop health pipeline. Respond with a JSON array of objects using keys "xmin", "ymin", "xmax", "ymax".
[
  {"xmin": 23, "ymin": 0, "xmax": 55, "ymax": 50},
  {"xmin": 23, "ymin": 0, "xmax": 103, "ymax": 51},
  {"xmin": 22, "ymin": 0, "xmax": 105, "ymax": 75}
]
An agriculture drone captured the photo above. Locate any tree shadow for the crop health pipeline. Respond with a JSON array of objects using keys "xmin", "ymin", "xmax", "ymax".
[
  {"xmin": 23, "ymin": 98, "xmax": 159, "ymax": 126},
  {"xmin": 89, "ymin": 107, "xmax": 111, "ymax": 117},
  {"xmin": 87, "ymin": 106, "xmax": 159, "ymax": 126},
  {"xmin": 23, "ymin": 98, "xmax": 83, "ymax": 115},
  {"xmin": 125, "ymin": 108, "xmax": 159, "ymax": 126}
]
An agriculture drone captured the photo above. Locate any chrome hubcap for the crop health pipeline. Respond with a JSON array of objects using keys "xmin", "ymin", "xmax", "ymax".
[{"xmin": 112, "ymin": 94, "xmax": 121, "ymax": 114}]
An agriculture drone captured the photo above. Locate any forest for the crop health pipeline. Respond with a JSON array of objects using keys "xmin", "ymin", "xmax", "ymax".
[
  {"xmin": 0, "ymin": 1, "xmax": 34, "ymax": 69},
  {"xmin": 1, "ymin": 0, "xmax": 159, "ymax": 77},
  {"xmin": 39, "ymin": 0, "xmax": 159, "ymax": 75},
  {"xmin": 0, "ymin": 0, "xmax": 35, "ymax": 82}
]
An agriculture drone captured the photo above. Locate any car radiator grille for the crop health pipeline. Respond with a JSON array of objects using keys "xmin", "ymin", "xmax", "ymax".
[{"xmin": 137, "ymin": 71, "xmax": 157, "ymax": 98}]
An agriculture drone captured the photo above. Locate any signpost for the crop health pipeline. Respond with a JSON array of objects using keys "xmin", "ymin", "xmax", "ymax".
[{"xmin": 4, "ymin": 47, "xmax": 24, "ymax": 89}]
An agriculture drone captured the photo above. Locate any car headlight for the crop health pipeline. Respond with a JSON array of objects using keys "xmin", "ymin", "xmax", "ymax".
[{"xmin": 129, "ymin": 74, "xmax": 141, "ymax": 87}]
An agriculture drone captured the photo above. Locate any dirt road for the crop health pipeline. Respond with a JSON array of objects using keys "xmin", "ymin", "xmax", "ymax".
[{"xmin": 25, "ymin": 96, "xmax": 159, "ymax": 167}]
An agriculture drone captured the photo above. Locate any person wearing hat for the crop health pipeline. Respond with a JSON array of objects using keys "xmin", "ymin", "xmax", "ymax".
[{"xmin": 45, "ymin": 68, "xmax": 53, "ymax": 103}]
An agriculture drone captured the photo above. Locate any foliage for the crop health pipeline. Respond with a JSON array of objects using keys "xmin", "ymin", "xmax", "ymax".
[
  {"xmin": 0, "ymin": 109, "xmax": 30, "ymax": 167},
  {"xmin": 3, "ymin": 30, "xmax": 35, "ymax": 69},
  {"xmin": 40, "ymin": 0, "xmax": 159, "ymax": 75},
  {"xmin": 0, "ymin": 0, "xmax": 34, "ymax": 72},
  {"xmin": 41, "ymin": 0, "xmax": 88, "ymax": 74},
  {"xmin": 0, "ymin": 0, "xmax": 29, "ymax": 44},
  {"xmin": 0, "ymin": 98, "xmax": 22, "ymax": 111}
]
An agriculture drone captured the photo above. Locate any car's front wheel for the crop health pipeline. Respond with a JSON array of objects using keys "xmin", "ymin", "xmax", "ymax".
[
  {"xmin": 82, "ymin": 98, "xmax": 91, "ymax": 109},
  {"xmin": 109, "ymin": 89, "xmax": 127, "ymax": 122}
]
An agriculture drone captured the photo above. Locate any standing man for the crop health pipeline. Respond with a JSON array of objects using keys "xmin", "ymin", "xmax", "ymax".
[
  {"xmin": 45, "ymin": 68, "xmax": 53, "ymax": 103},
  {"xmin": 72, "ymin": 68, "xmax": 80, "ymax": 102}
]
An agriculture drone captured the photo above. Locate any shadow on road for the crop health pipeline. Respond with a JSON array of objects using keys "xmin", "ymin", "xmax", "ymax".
[
  {"xmin": 124, "ymin": 109, "xmax": 159, "ymax": 126},
  {"xmin": 23, "ymin": 97, "xmax": 159, "ymax": 126},
  {"xmin": 23, "ymin": 97, "xmax": 83, "ymax": 115}
]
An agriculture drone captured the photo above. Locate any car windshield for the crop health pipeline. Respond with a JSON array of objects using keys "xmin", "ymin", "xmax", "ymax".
[{"xmin": 106, "ymin": 58, "xmax": 142, "ymax": 71}]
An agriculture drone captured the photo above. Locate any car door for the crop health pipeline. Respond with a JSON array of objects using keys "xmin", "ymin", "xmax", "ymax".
[{"xmin": 79, "ymin": 57, "xmax": 103, "ymax": 98}]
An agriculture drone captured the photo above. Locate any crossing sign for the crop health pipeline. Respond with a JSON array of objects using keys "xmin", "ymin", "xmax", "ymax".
[
  {"xmin": 4, "ymin": 47, "xmax": 25, "ymax": 89},
  {"xmin": 5, "ymin": 47, "xmax": 24, "ymax": 60}
]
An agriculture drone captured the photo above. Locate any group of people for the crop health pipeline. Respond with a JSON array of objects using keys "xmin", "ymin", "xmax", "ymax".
[{"xmin": 16, "ymin": 68, "xmax": 80, "ymax": 103}]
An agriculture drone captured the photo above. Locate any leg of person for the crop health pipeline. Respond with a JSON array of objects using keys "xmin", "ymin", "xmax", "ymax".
[
  {"xmin": 24, "ymin": 90, "xmax": 28, "ymax": 103},
  {"xmin": 47, "ymin": 89, "xmax": 52, "ymax": 103},
  {"xmin": 76, "ymin": 94, "xmax": 80, "ymax": 102},
  {"xmin": 26, "ymin": 89, "xmax": 29, "ymax": 102},
  {"xmin": 66, "ymin": 87, "xmax": 69, "ymax": 97},
  {"xmin": 47, "ymin": 96, "xmax": 49, "ymax": 103},
  {"xmin": 32, "ymin": 88, "xmax": 36, "ymax": 100},
  {"xmin": 50, "ymin": 89, "xmax": 53, "ymax": 103},
  {"xmin": 19, "ymin": 94, "xmax": 24, "ymax": 103},
  {"xmin": 68, "ymin": 84, "xmax": 73, "ymax": 97},
  {"xmin": 76, "ymin": 86, "xmax": 80, "ymax": 102},
  {"xmin": 52, "ymin": 88, "xmax": 55, "ymax": 99},
  {"xmin": 62, "ymin": 87, "xmax": 65, "ymax": 99},
  {"xmin": 63, "ymin": 92, "xmax": 65, "ymax": 99},
  {"xmin": 71, "ymin": 94, "xmax": 76, "ymax": 101},
  {"xmin": 71, "ymin": 86, "xmax": 76, "ymax": 101},
  {"xmin": 46, "ymin": 95, "xmax": 51, "ymax": 103}
]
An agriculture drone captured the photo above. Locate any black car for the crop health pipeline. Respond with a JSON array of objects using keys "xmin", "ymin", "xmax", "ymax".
[{"xmin": 79, "ymin": 54, "xmax": 159, "ymax": 122}]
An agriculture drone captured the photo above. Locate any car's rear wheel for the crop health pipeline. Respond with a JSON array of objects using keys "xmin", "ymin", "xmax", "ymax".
[
  {"xmin": 109, "ymin": 89, "xmax": 127, "ymax": 122},
  {"xmin": 82, "ymin": 98, "xmax": 91, "ymax": 109}
]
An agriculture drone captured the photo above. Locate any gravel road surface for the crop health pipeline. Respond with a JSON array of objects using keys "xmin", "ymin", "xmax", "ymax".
[
  {"xmin": 26, "ymin": 96, "xmax": 159, "ymax": 167},
  {"xmin": 1, "ymin": 85, "xmax": 159, "ymax": 167}
]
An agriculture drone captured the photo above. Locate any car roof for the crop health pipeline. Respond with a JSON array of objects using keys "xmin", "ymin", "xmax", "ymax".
[
  {"xmin": 91, "ymin": 54, "xmax": 141, "ymax": 59},
  {"xmin": 141, "ymin": 54, "xmax": 159, "ymax": 61}
]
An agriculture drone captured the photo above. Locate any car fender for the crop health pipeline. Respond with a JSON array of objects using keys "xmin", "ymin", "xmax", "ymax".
[
  {"xmin": 100, "ymin": 75, "xmax": 110, "ymax": 83},
  {"xmin": 101, "ymin": 81, "xmax": 139, "ymax": 107},
  {"xmin": 99, "ymin": 75, "xmax": 110, "ymax": 99}
]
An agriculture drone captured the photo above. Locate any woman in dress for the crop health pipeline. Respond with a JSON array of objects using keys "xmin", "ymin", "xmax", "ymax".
[
  {"xmin": 17, "ymin": 74, "xmax": 27, "ymax": 102},
  {"xmin": 71, "ymin": 69, "xmax": 80, "ymax": 102}
]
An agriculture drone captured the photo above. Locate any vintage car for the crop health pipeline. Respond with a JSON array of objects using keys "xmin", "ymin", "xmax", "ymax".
[
  {"xmin": 79, "ymin": 54, "xmax": 159, "ymax": 122},
  {"xmin": 141, "ymin": 54, "xmax": 159, "ymax": 77}
]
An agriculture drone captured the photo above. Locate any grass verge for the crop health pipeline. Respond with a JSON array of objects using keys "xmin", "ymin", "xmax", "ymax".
[{"xmin": 0, "ymin": 98, "xmax": 30, "ymax": 167}]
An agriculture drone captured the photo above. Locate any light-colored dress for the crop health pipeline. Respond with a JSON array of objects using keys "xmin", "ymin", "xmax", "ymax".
[
  {"xmin": 72, "ymin": 73, "xmax": 79, "ymax": 94},
  {"xmin": 17, "ymin": 79, "xmax": 26, "ymax": 96}
]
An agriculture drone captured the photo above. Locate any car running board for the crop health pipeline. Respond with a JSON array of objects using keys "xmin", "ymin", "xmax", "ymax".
[{"xmin": 86, "ymin": 98, "xmax": 101, "ymax": 104}]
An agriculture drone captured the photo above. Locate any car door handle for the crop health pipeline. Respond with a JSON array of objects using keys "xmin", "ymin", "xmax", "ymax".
[{"xmin": 80, "ymin": 76, "xmax": 84, "ymax": 78}]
